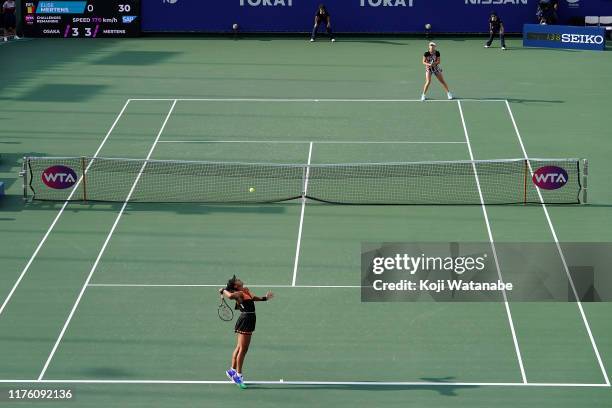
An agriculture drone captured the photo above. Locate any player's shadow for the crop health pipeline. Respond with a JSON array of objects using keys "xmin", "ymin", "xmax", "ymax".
[
  {"xmin": 124, "ymin": 202, "xmax": 294, "ymax": 215},
  {"xmin": 248, "ymin": 376, "xmax": 478, "ymax": 396},
  {"xmin": 3, "ymin": 198, "xmax": 295, "ymax": 215},
  {"xmin": 580, "ymin": 203, "xmax": 612, "ymax": 208},
  {"xmin": 459, "ymin": 97, "xmax": 565, "ymax": 104},
  {"xmin": 79, "ymin": 367, "xmax": 137, "ymax": 379},
  {"xmin": 508, "ymin": 47, "xmax": 581, "ymax": 53},
  {"xmin": 10, "ymin": 198, "xmax": 601, "ymax": 214},
  {"xmin": 338, "ymin": 39, "xmax": 406, "ymax": 46},
  {"xmin": 505, "ymin": 97, "xmax": 564, "ymax": 104}
]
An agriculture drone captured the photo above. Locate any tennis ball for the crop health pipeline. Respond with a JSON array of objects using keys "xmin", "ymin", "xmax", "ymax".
[
  {"xmin": 249, "ymin": 187, "xmax": 255, "ymax": 193},
  {"xmin": 425, "ymin": 23, "xmax": 432, "ymax": 30},
  {"xmin": 232, "ymin": 23, "xmax": 239, "ymax": 30}
]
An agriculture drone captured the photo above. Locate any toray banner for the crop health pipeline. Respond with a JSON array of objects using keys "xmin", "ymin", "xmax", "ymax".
[{"xmin": 142, "ymin": 0, "xmax": 612, "ymax": 33}]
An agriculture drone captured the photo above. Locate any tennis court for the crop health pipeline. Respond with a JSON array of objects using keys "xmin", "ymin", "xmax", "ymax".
[{"xmin": 1, "ymin": 37, "xmax": 611, "ymax": 407}]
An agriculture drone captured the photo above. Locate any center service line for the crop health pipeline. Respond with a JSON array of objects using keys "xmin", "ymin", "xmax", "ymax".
[
  {"xmin": 38, "ymin": 100, "xmax": 178, "ymax": 381},
  {"xmin": 457, "ymin": 100, "xmax": 527, "ymax": 384},
  {"xmin": 291, "ymin": 142, "xmax": 313, "ymax": 287}
]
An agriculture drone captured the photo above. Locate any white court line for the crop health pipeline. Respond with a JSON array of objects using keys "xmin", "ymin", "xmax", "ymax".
[
  {"xmin": 0, "ymin": 379, "xmax": 607, "ymax": 387},
  {"xmin": 505, "ymin": 100, "xmax": 611, "ymax": 386},
  {"xmin": 291, "ymin": 142, "xmax": 313, "ymax": 287},
  {"xmin": 129, "ymin": 98, "xmax": 508, "ymax": 103},
  {"xmin": 37, "ymin": 100, "xmax": 178, "ymax": 381},
  {"xmin": 88, "ymin": 284, "xmax": 361, "ymax": 288},
  {"xmin": 0, "ymin": 39, "xmax": 33, "ymax": 46},
  {"xmin": 157, "ymin": 140, "xmax": 466, "ymax": 144},
  {"xmin": 0, "ymin": 37, "xmax": 35, "ymax": 46},
  {"xmin": 0, "ymin": 100, "xmax": 131, "ymax": 319},
  {"xmin": 457, "ymin": 100, "xmax": 528, "ymax": 384}
]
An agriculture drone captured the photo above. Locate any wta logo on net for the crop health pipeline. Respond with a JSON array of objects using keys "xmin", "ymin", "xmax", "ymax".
[
  {"xmin": 532, "ymin": 166, "xmax": 568, "ymax": 190},
  {"xmin": 41, "ymin": 165, "xmax": 78, "ymax": 189}
]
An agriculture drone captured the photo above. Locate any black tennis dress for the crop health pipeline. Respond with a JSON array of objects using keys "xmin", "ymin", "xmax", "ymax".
[{"xmin": 234, "ymin": 288, "xmax": 256, "ymax": 335}]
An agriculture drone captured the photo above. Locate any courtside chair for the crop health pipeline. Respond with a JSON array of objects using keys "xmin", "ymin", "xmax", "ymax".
[
  {"xmin": 599, "ymin": 16, "xmax": 612, "ymax": 39},
  {"xmin": 584, "ymin": 16, "xmax": 600, "ymax": 26}
]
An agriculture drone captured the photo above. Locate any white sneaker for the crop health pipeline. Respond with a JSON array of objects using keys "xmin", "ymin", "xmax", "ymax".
[
  {"xmin": 447, "ymin": 92, "xmax": 453, "ymax": 100},
  {"xmin": 3, "ymin": 37, "xmax": 6, "ymax": 42},
  {"xmin": 484, "ymin": 44, "xmax": 490, "ymax": 48},
  {"xmin": 14, "ymin": 35, "xmax": 20, "ymax": 40},
  {"xmin": 310, "ymin": 38, "xmax": 314, "ymax": 42},
  {"xmin": 501, "ymin": 46, "xmax": 506, "ymax": 50},
  {"xmin": 331, "ymin": 38, "xmax": 336, "ymax": 42},
  {"xmin": 420, "ymin": 94, "xmax": 426, "ymax": 102}
]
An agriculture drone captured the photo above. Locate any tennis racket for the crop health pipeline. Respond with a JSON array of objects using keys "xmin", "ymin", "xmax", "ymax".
[{"xmin": 218, "ymin": 296, "xmax": 234, "ymax": 321}]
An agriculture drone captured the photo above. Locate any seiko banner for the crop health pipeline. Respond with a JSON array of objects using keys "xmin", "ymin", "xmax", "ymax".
[
  {"xmin": 142, "ymin": 0, "xmax": 612, "ymax": 33},
  {"xmin": 523, "ymin": 24, "xmax": 607, "ymax": 51}
]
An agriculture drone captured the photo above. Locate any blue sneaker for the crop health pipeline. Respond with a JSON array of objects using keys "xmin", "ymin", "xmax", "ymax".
[
  {"xmin": 226, "ymin": 368, "xmax": 236, "ymax": 381},
  {"xmin": 232, "ymin": 373, "xmax": 247, "ymax": 389}
]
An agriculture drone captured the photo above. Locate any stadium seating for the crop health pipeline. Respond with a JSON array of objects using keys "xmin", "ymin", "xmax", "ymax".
[
  {"xmin": 585, "ymin": 16, "xmax": 612, "ymax": 38},
  {"xmin": 585, "ymin": 16, "xmax": 600, "ymax": 26},
  {"xmin": 600, "ymin": 16, "xmax": 612, "ymax": 38}
]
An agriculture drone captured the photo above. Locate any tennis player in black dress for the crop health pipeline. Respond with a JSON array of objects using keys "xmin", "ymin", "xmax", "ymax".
[
  {"xmin": 421, "ymin": 42, "xmax": 453, "ymax": 101},
  {"xmin": 220, "ymin": 276, "xmax": 273, "ymax": 388}
]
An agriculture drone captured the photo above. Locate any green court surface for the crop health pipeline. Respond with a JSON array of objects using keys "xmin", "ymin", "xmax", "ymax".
[{"xmin": 1, "ymin": 37, "xmax": 611, "ymax": 407}]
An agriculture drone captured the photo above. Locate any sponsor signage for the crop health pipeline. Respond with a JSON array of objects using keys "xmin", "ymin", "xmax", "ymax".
[
  {"xmin": 143, "ymin": 0, "xmax": 538, "ymax": 33},
  {"xmin": 532, "ymin": 166, "xmax": 569, "ymax": 190},
  {"xmin": 142, "ymin": 0, "xmax": 612, "ymax": 33},
  {"xmin": 41, "ymin": 165, "xmax": 78, "ymax": 189},
  {"xmin": 523, "ymin": 24, "xmax": 606, "ymax": 51}
]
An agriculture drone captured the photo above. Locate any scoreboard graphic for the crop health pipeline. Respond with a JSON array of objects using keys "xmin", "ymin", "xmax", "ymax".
[{"xmin": 23, "ymin": 1, "xmax": 141, "ymax": 38}]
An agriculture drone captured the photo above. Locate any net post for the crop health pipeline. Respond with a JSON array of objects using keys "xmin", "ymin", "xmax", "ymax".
[
  {"xmin": 523, "ymin": 159, "xmax": 528, "ymax": 205},
  {"xmin": 81, "ymin": 156, "xmax": 88, "ymax": 201},
  {"xmin": 21, "ymin": 157, "xmax": 28, "ymax": 201},
  {"xmin": 582, "ymin": 159, "xmax": 588, "ymax": 204}
]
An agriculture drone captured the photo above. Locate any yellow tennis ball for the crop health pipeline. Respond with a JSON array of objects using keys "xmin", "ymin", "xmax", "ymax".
[{"xmin": 249, "ymin": 187, "xmax": 255, "ymax": 193}]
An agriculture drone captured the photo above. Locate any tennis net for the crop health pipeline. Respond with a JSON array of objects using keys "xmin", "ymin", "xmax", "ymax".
[{"xmin": 22, "ymin": 156, "xmax": 587, "ymax": 205}]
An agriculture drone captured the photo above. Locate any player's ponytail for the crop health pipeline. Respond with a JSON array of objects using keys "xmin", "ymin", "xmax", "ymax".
[{"xmin": 225, "ymin": 275, "xmax": 238, "ymax": 292}]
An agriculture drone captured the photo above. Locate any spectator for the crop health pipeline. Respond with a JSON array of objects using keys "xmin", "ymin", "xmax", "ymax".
[
  {"xmin": 484, "ymin": 12, "xmax": 506, "ymax": 50},
  {"xmin": 536, "ymin": 0, "xmax": 558, "ymax": 25},
  {"xmin": 1, "ymin": 2, "xmax": 5, "ymax": 38},
  {"xmin": 2, "ymin": 0, "xmax": 19, "ymax": 41},
  {"xmin": 310, "ymin": 4, "xmax": 335, "ymax": 42}
]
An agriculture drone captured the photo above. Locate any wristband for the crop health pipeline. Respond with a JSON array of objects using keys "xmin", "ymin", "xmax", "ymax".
[{"xmin": 261, "ymin": 296, "xmax": 267, "ymax": 301}]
